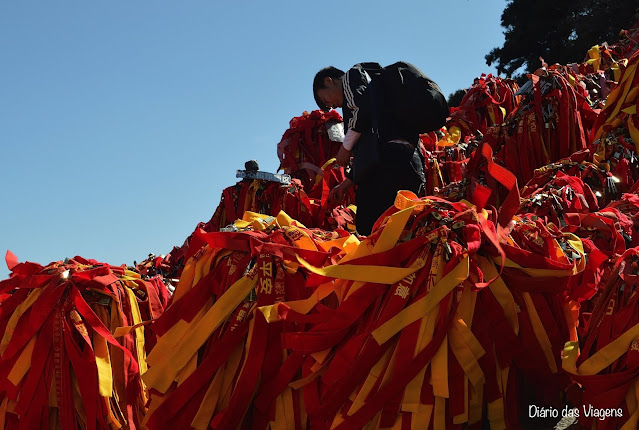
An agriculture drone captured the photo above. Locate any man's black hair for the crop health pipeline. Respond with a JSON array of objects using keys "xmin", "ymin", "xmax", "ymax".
[{"xmin": 313, "ymin": 66, "xmax": 344, "ymax": 111}]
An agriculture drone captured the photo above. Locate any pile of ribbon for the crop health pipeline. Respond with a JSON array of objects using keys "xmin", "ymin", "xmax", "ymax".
[
  {"xmin": 139, "ymin": 188, "xmax": 589, "ymax": 429},
  {"xmin": 0, "ymin": 254, "xmax": 170, "ymax": 429},
  {"xmin": 563, "ymin": 247, "xmax": 639, "ymax": 429}
]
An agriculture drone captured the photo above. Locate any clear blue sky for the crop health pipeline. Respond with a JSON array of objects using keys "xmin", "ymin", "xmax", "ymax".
[{"xmin": 0, "ymin": 1, "xmax": 506, "ymax": 279}]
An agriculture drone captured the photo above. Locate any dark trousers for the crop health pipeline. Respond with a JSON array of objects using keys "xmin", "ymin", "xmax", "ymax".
[{"xmin": 354, "ymin": 141, "xmax": 425, "ymax": 235}]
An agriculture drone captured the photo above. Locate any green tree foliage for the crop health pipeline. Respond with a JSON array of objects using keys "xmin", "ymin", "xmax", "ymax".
[
  {"xmin": 486, "ymin": 0, "xmax": 639, "ymax": 78},
  {"xmin": 447, "ymin": 89, "xmax": 467, "ymax": 108}
]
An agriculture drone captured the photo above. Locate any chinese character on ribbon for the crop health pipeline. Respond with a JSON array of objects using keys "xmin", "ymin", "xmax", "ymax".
[
  {"xmin": 395, "ymin": 285, "xmax": 410, "ymax": 299},
  {"xmin": 259, "ymin": 277, "xmax": 273, "ymax": 295}
]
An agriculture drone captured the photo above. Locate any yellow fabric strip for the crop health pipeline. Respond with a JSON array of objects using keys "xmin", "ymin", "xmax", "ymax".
[
  {"xmin": 146, "ymin": 303, "xmax": 211, "ymax": 367},
  {"xmin": 488, "ymin": 105, "xmax": 496, "ymax": 125},
  {"xmin": 142, "ymin": 274, "xmax": 257, "ymax": 393},
  {"xmin": 372, "ymin": 257, "xmax": 470, "ymax": 345},
  {"xmin": 124, "ymin": 287, "xmax": 148, "ymax": 376},
  {"xmin": 433, "ymin": 396, "xmax": 446, "ymax": 430},
  {"xmin": 271, "ymin": 394, "xmax": 286, "ymax": 430},
  {"xmin": 219, "ymin": 339, "xmax": 246, "ymax": 411},
  {"xmin": 0, "ymin": 397, "xmax": 8, "ymax": 430},
  {"xmin": 317, "ymin": 235, "xmax": 360, "ymax": 254},
  {"xmin": 457, "ymin": 283, "xmax": 474, "ymax": 327},
  {"xmin": 171, "ymin": 257, "xmax": 197, "ymax": 303},
  {"xmin": 191, "ymin": 365, "xmax": 226, "ymax": 429},
  {"xmin": 602, "ymin": 60, "xmax": 636, "ymax": 113},
  {"xmin": 477, "ymin": 256, "xmax": 519, "ymax": 334},
  {"xmin": 259, "ymin": 282, "xmax": 335, "ymax": 323},
  {"xmin": 276, "ymin": 211, "xmax": 298, "ymax": 228},
  {"xmin": 623, "ymin": 106, "xmax": 638, "ymax": 115},
  {"xmin": 337, "ymin": 200, "xmax": 417, "ymax": 266},
  {"xmin": 92, "ymin": 329, "xmax": 113, "ymax": 398},
  {"xmin": 284, "ymin": 226, "xmax": 319, "ymax": 251},
  {"xmin": 298, "ymin": 390, "xmax": 308, "ymax": 430},
  {"xmin": 154, "ymin": 295, "xmax": 221, "ymax": 368},
  {"xmin": 621, "ymin": 409, "xmax": 639, "ymax": 430},
  {"xmin": 112, "ymin": 320, "xmax": 153, "ymax": 338},
  {"xmin": 564, "ymin": 323, "xmax": 639, "ymax": 376},
  {"xmin": 431, "ymin": 337, "xmax": 449, "ymax": 398},
  {"xmin": 176, "ymin": 354, "xmax": 198, "ymax": 387},
  {"xmin": 242, "ymin": 210, "xmax": 279, "ymax": 223},
  {"xmin": 625, "ymin": 379, "xmax": 638, "ymax": 418},
  {"xmin": 522, "ymin": 292, "xmax": 558, "ymax": 373},
  {"xmin": 393, "ymin": 191, "xmax": 432, "ymax": 212},
  {"xmin": 452, "ymin": 377, "xmax": 469, "ymax": 424},
  {"xmin": 7, "ymin": 335, "xmax": 36, "ymax": 386},
  {"xmin": 412, "ymin": 403, "xmax": 433, "ymax": 429},
  {"xmin": 289, "ymin": 362, "xmax": 328, "ymax": 390},
  {"xmin": 403, "ymin": 310, "xmax": 438, "ymax": 412},
  {"xmin": 402, "ymin": 249, "xmax": 443, "ymax": 409},
  {"xmin": 1, "ymin": 288, "xmax": 43, "ymax": 355},
  {"xmin": 371, "ymin": 207, "xmax": 414, "ymax": 254},
  {"xmin": 561, "ymin": 341, "xmax": 580, "ymax": 374},
  {"xmin": 329, "ymin": 411, "xmax": 345, "ymax": 430},
  {"xmin": 468, "ymin": 383, "xmax": 483, "ymax": 425},
  {"xmin": 499, "ymin": 367, "xmax": 510, "ymax": 399},
  {"xmin": 564, "ymin": 301, "xmax": 579, "ymax": 343},
  {"xmin": 297, "ymin": 254, "xmax": 424, "ymax": 286},
  {"xmin": 452, "ymin": 318, "xmax": 484, "ymax": 360},
  {"xmin": 487, "ymin": 398, "xmax": 507, "ymax": 430},
  {"xmin": 337, "ymin": 240, "xmax": 376, "ymax": 265},
  {"xmin": 143, "ymin": 394, "xmax": 168, "ymax": 428},
  {"xmin": 449, "ymin": 320, "xmax": 485, "ymax": 388},
  {"xmin": 310, "ymin": 349, "xmax": 331, "ymax": 368},
  {"xmin": 626, "ymin": 87, "xmax": 639, "ymax": 105},
  {"xmin": 347, "ymin": 346, "xmax": 394, "ymax": 416},
  {"xmin": 493, "ymin": 256, "xmax": 575, "ymax": 277},
  {"xmin": 594, "ymin": 61, "xmax": 638, "ymax": 140},
  {"xmin": 193, "ymin": 246, "xmax": 217, "ymax": 288},
  {"xmin": 282, "ymin": 387, "xmax": 296, "ymax": 430}
]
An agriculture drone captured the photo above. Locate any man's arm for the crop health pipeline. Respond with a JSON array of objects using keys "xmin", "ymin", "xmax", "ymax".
[
  {"xmin": 334, "ymin": 129, "xmax": 361, "ymax": 166},
  {"xmin": 343, "ymin": 65, "xmax": 372, "ymax": 133}
]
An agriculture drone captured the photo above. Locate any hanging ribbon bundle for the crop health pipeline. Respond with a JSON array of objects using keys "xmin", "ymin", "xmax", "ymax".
[
  {"xmin": 422, "ymin": 137, "xmax": 476, "ymax": 197},
  {"xmin": 519, "ymin": 171, "xmax": 599, "ymax": 228},
  {"xmin": 562, "ymin": 247, "xmax": 639, "ymax": 429},
  {"xmin": 488, "ymin": 65, "xmax": 598, "ymax": 186},
  {"xmin": 0, "ymin": 253, "xmax": 169, "ymax": 430},
  {"xmin": 615, "ymin": 21, "xmax": 639, "ymax": 62},
  {"xmin": 141, "ymin": 211, "xmax": 345, "ymax": 430},
  {"xmin": 446, "ymin": 74, "xmax": 521, "ymax": 142},
  {"xmin": 590, "ymin": 51, "xmax": 639, "ymax": 195},
  {"xmin": 522, "ymin": 150, "xmax": 620, "ymax": 207},
  {"xmin": 277, "ymin": 110, "xmax": 346, "ymax": 193},
  {"xmin": 207, "ymin": 177, "xmax": 315, "ymax": 232},
  {"xmin": 559, "ymin": 191, "xmax": 639, "ymax": 315}
]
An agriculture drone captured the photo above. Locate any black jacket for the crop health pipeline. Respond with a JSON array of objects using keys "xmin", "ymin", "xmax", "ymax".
[{"xmin": 342, "ymin": 62, "xmax": 419, "ymax": 145}]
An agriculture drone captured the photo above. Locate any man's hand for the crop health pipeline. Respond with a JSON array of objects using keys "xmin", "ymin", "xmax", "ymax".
[
  {"xmin": 335, "ymin": 145, "xmax": 352, "ymax": 167},
  {"xmin": 328, "ymin": 178, "xmax": 354, "ymax": 204}
]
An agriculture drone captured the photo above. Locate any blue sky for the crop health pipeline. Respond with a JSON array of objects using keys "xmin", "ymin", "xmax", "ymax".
[{"xmin": 0, "ymin": 1, "xmax": 506, "ymax": 279}]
